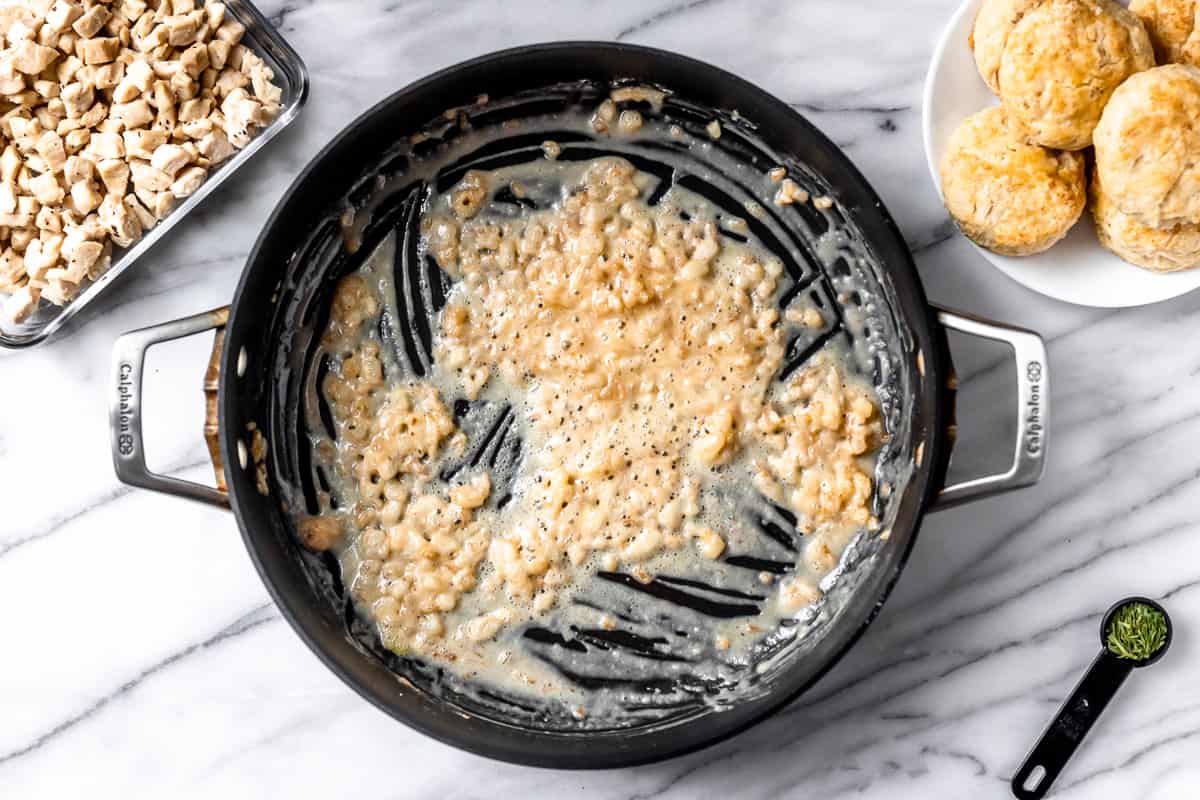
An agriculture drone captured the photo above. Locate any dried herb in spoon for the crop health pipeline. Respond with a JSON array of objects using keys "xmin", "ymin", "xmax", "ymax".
[{"xmin": 1105, "ymin": 601, "xmax": 1168, "ymax": 662}]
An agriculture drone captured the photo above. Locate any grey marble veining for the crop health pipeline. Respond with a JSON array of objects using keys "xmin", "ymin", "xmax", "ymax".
[{"xmin": 2, "ymin": 1, "xmax": 1199, "ymax": 797}]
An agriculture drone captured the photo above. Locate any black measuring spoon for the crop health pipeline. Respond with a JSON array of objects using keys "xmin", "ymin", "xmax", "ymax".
[{"xmin": 1011, "ymin": 596, "xmax": 1173, "ymax": 798}]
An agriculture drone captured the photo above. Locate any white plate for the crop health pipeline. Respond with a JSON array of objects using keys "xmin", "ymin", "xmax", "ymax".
[{"xmin": 922, "ymin": 0, "xmax": 1200, "ymax": 308}]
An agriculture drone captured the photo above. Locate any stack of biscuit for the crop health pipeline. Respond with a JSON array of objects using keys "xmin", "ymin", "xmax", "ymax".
[{"xmin": 940, "ymin": 0, "xmax": 1200, "ymax": 273}]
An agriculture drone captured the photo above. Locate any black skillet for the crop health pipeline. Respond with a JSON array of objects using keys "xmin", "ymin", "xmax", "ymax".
[{"xmin": 109, "ymin": 43, "xmax": 1048, "ymax": 768}]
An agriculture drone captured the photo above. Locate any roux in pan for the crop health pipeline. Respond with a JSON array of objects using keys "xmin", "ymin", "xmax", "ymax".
[{"xmin": 296, "ymin": 145, "xmax": 883, "ymax": 714}]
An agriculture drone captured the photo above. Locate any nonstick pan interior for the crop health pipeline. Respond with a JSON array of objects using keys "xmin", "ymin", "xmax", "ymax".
[{"xmin": 222, "ymin": 43, "xmax": 946, "ymax": 766}]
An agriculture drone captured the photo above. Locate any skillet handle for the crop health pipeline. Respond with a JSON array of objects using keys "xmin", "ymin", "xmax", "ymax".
[
  {"xmin": 111, "ymin": 307, "xmax": 231, "ymax": 508},
  {"xmin": 931, "ymin": 307, "xmax": 1048, "ymax": 510}
]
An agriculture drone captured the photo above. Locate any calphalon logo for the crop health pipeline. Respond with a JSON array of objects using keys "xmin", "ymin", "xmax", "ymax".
[
  {"xmin": 1024, "ymin": 360, "xmax": 1044, "ymax": 457},
  {"xmin": 116, "ymin": 362, "xmax": 135, "ymax": 456}
]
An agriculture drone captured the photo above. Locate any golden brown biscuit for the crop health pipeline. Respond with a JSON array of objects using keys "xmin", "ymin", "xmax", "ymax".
[
  {"xmin": 940, "ymin": 107, "xmax": 1087, "ymax": 256},
  {"xmin": 1092, "ymin": 173, "xmax": 1200, "ymax": 272},
  {"xmin": 972, "ymin": 0, "xmax": 1041, "ymax": 94},
  {"xmin": 998, "ymin": 0, "xmax": 1155, "ymax": 150},
  {"xmin": 1130, "ymin": 0, "xmax": 1200, "ymax": 65},
  {"xmin": 1094, "ymin": 64, "xmax": 1200, "ymax": 229}
]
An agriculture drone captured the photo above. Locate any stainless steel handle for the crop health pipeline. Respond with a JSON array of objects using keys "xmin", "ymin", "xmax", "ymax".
[
  {"xmin": 933, "ymin": 307, "xmax": 1048, "ymax": 510},
  {"xmin": 111, "ymin": 307, "xmax": 231, "ymax": 508}
]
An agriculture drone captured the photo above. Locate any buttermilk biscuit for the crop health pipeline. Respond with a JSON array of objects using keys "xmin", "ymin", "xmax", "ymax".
[
  {"xmin": 998, "ymin": 0, "xmax": 1155, "ymax": 150},
  {"xmin": 1130, "ymin": 0, "xmax": 1200, "ymax": 65},
  {"xmin": 940, "ymin": 107, "xmax": 1087, "ymax": 256},
  {"xmin": 1092, "ymin": 174, "xmax": 1200, "ymax": 272},
  {"xmin": 972, "ymin": 0, "xmax": 1041, "ymax": 94},
  {"xmin": 1094, "ymin": 65, "xmax": 1200, "ymax": 229}
]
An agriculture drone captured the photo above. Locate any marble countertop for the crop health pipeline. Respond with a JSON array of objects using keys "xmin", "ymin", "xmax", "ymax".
[{"xmin": 3, "ymin": 1, "xmax": 1199, "ymax": 797}]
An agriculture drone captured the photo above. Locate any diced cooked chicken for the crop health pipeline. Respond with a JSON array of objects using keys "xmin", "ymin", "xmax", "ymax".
[
  {"xmin": 68, "ymin": 179, "xmax": 100, "ymax": 214},
  {"xmin": 109, "ymin": 98, "xmax": 152, "ymax": 129},
  {"xmin": 34, "ymin": 130, "xmax": 66, "ymax": 172},
  {"xmin": 169, "ymin": 164, "xmax": 203, "ymax": 197},
  {"xmin": 72, "ymin": 6, "xmax": 110, "ymax": 39},
  {"xmin": 97, "ymin": 191, "xmax": 139, "ymax": 246},
  {"xmin": 149, "ymin": 142, "xmax": 189, "ymax": 175},
  {"xmin": 4, "ymin": 284, "xmax": 39, "ymax": 322},
  {"xmin": 96, "ymin": 158, "xmax": 129, "ymax": 195},
  {"xmin": 59, "ymin": 81, "xmax": 92, "ymax": 117},
  {"xmin": 0, "ymin": 0, "xmax": 284, "ymax": 319},
  {"xmin": 196, "ymin": 127, "xmax": 232, "ymax": 163},
  {"xmin": 29, "ymin": 171, "xmax": 63, "ymax": 204},
  {"xmin": 11, "ymin": 39, "xmax": 58, "ymax": 73},
  {"xmin": 78, "ymin": 36, "xmax": 119, "ymax": 64}
]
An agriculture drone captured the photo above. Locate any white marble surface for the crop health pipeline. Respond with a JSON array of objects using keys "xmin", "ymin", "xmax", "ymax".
[{"xmin": 2, "ymin": 1, "xmax": 1199, "ymax": 797}]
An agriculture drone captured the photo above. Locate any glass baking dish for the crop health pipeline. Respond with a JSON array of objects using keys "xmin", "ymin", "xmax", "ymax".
[{"xmin": 0, "ymin": 0, "xmax": 309, "ymax": 349}]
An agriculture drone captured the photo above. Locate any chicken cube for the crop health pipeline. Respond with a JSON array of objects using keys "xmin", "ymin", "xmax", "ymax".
[
  {"xmin": 41, "ymin": 273, "xmax": 77, "ymax": 305},
  {"xmin": 151, "ymin": 189, "xmax": 174, "ymax": 219},
  {"xmin": 110, "ymin": 98, "xmax": 153, "ymax": 129},
  {"xmin": 62, "ymin": 236, "xmax": 102, "ymax": 280},
  {"xmin": 63, "ymin": 154, "xmax": 92, "ymax": 185},
  {"xmin": 32, "ymin": 79, "xmax": 58, "ymax": 99},
  {"xmin": 136, "ymin": 22, "xmax": 167, "ymax": 52},
  {"xmin": 0, "ymin": 182, "xmax": 15, "ymax": 213},
  {"xmin": 4, "ymin": 285, "xmax": 39, "ymax": 322},
  {"xmin": 172, "ymin": 41, "xmax": 207, "ymax": 78},
  {"xmin": 179, "ymin": 117, "xmax": 211, "ymax": 139},
  {"xmin": 24, "ymin": 233, "xmax": 63, "ymax": 279},
  {"xmin": 34, "ymin": 205, "xmax": 62, "ymax": 232},
  {"xmin": 45, "ymin": 1, "xmax": 84, "ymax": 34},
  {"xmin": 177, "ymin": 96, "xmax": 209, "ymax": 122},
  {"xmin": 197, "ymin": 128, "xmax": 233, "ymax": 163},
  {"xmin": 5, "ymin": 19, "xmax": 35, "ymax": 45},
  {"xmin": 114, "ymin": 0, "xmax": 148, "ymax": 23},
  {"xmin": 35, "ymin": 130, "xmax": 67, "ymax": 174},
  {"xmin": 33, "ymin": 104, "xmax": 62, "ymax": 133},
  {"xmin": 78, "ymin": 36, "xmax": 120, "ymax": 65},
  {"xmin": 124, "ymin": 193, "xmax": 155, "ymax": 229},
  {"xmin": 55, "ymin": 53, "xmax": 82, "ymax": 84},
  {"xmin": 212, "ymin": 66, "xmax": 247, "ymax": 96},
  {"xmin": 169, "ymin": 164, "xmax": 204, "ymax": 198},
  {"xmin": 69, "ymin": 179, "xmax": 100, "ymax": 214},
  {"xmin": 129, "ymin": 159, "xmax": 171, "ymax": 191},
  {"xmin": 150, "ymin": 142, "xmax": 189, "ymax": 175},
  {"xmin": 0, "ymin": 247, "xmax": 24, "ymax": 286},
  {"xmin": 72, "ymin": 5, "xmax": 111, "ymax": 38},
  {"xmin": 125, "ymin": 57, "xmax": 154, "ymax": 91},
  {"xmin": 92, "ymin": 61, "xmax": 123, "ymax": 89},
  {"xmin": 206, "ymin": 38, "xmax": 229, "ymax": 70},
  {"xmin": 206, "ymin": 2, "xmax": 225, "ymax": 30},
  {"xmin": 62, "ymin": 127, "xmax": 89, "ymax": 153},
  {"xmin": 0, "ymin": 72, "xmax": 26, "ymax": 94},
  {"xmin": 165, "ymin": 13, "xmax": 198, "ymax": 45},
  {"xmin": 98, "ymin": 192, "xmax": 139, "ymax": 246},
  {"xmin": 91, "ymin": 130, "xmax": 124, "ymax": 159},
  {"xmin": 11, "ymin": 40, "xmax": 59, "ymax": 74},
  {"xmin": 122, "ymin": 128, "xmax": 165, "ymax": 158},
  {"xmin": 0, "ymin": 146, "xmax": 19, "ymax": 182},
  {"xmin": 77, "ymin": 100, "xmax": 106, "ymax": 128},
  {"xmin": 59, "ymin": 81, "xmax": 92, "ymax": 117},
  {"xmin": 29, "ymin": 171, "xmax": 63, "ymax": 205},
  {"xmin": 97, "ymin": 158, "xmax": 129, "ymax": 195},
  {"xmin": 214, "ymin": 18, "xmax": 243, "ymax": 45}
]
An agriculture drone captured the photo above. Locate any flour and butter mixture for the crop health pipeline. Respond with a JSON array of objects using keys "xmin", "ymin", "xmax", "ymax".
[{"xmin": 296, "ymin": 151, "xmax": 883, "ymax": 706}]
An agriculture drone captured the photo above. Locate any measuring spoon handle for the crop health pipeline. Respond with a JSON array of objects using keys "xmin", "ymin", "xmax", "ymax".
[{"xmin": 1011, "ymin": 650, "xmax": 1133, "ymax": 799}]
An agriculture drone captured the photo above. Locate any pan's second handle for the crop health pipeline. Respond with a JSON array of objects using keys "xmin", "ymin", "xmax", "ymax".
[
  {"xmin": 933, "ymin": 308, "xmax": 1048, "ymax": 510},
  {"xmin": 111, "ymin": 307, "xmax": 231, "ymax": 507}
]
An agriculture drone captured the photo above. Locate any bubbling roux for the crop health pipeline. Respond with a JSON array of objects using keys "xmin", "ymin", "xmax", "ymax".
[{"xmin": 300, "ymin": 156, "xmax": 882, "ymax": 701}]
